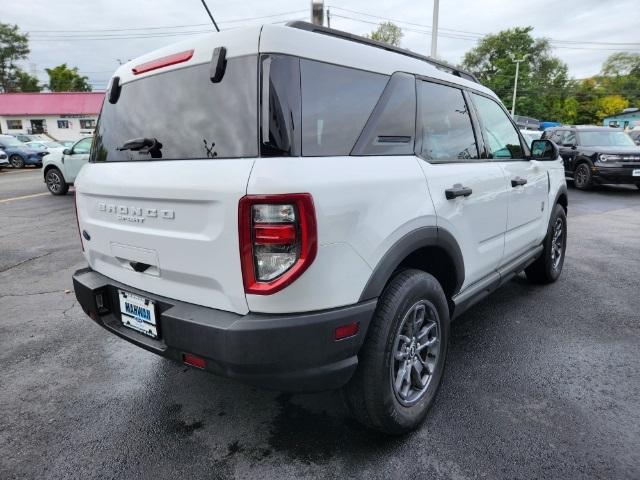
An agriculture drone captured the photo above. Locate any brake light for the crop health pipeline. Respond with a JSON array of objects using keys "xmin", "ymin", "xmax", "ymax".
[
  {"xmin": 132, "ymin": 49, "xmax": 194, "ymax": 75},
  {"xmin": 239, "ymin": 194, "xmax": 317, "ymax": 295},
  {"xmin": 74, "ymin": 192, "xmax": 83, "ymax": 252}
]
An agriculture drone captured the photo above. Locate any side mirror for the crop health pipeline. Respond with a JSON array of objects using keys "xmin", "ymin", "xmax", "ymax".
[
  {"xmin": 531, "ymin": 139, "xmax": 559, "ymax": 161},
  {"xmin": 63, "ymin": 148, "xmax": 71, "ymax": 155}
]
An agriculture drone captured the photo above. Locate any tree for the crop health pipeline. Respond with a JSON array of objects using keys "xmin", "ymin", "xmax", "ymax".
[
  {"xmin": 46, "ymin": 64, "xmax": 92, "ymax": 92},
  {"xmin": 0, "ymin": 23, "xmax": 30, "ymax": 93},
  {"xmin": 15, "ymin": 69, "xmax": 40, "ymax": 92},
  {"xmin": 461, "ymin": 27, "xmax": 570, "ymax": 121},
  {"xmin": 367, "ymin": 22, "xmax": 403, "ymax": 47},
  {"xmin": 596, "ymin": 95, "xmax": 629, "ymax": 122}
]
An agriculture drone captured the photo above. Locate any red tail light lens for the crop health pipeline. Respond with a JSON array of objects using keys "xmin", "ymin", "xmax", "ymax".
[
  {"xmin": 132, "ymin": 49, "xmax": 194, "ymax": 75},
  {"xmin": 239, "ymin": 194, "xmax": 317, "ymax": 295}
]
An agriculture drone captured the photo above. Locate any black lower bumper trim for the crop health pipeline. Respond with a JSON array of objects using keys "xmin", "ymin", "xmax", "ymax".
[{"xmin": 73, "ymin": 268, "xmax": 376, "ymax": 392}]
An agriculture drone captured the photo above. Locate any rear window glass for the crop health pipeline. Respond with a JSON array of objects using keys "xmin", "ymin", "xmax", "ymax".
[
  {"xmin": 300, "ymin": 59, "xmax": 388, "ymax": 156},
  {"xmin": 92, "ymin": 55, "xmax": 258, "ymax": 162}
]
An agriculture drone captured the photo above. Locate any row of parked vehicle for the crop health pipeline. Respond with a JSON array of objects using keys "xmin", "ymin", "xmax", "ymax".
[{"xmin": 0, "ymin": 133, "xmax": 91, "ymax": 193}]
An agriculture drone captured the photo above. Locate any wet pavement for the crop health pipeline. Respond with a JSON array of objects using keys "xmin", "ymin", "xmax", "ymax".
[{"xmin": 1, "ymin": 169, "xmax": 639, "ymax": 479}]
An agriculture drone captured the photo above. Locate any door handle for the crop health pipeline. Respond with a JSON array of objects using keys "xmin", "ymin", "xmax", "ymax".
[
  {"xmin": 511, "ymin": 177, "xmax": 528, "ymax": 187},
  {"xmin": 445, "ymin": 184, "xmax": 473, "ymax": 200}
]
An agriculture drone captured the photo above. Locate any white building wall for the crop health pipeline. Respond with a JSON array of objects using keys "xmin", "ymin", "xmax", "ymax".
[{"xmin": 0, "ymin": 114, "xmax": 97, "ymax": 141}]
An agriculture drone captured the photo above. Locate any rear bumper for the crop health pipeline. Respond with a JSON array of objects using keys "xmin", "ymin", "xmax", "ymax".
[
  {"xmin": 73, "ymin": 268, "xmax": 376, "ymax": 392},
  {"xmin": 592, "ymin": 165, "xmax": 640, "ymax": 184}
]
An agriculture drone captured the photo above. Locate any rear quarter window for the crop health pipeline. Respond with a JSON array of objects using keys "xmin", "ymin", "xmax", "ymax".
[{"xmin": 300, "ymin": 60, "xmax": 388, "ymax": 156}]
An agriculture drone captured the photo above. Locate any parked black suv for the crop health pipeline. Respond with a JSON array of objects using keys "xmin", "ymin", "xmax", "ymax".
[{"xmin": 542, "ymin": 127, "xmax": 640, "ymax": 190}]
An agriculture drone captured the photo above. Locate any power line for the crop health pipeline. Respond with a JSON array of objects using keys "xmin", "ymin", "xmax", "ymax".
[
  {"xmin": 328, "ymin": 6, "xmax": 640, "ymax": 48},
  {"xmin": 25, "ymin": 10, "xmax": 308, "ymax": 34}
]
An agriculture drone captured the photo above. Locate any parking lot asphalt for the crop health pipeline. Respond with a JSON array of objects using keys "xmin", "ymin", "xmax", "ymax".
[{"xmin": 1, "ymin": 168, "xmax": 639, "ymax": 479}]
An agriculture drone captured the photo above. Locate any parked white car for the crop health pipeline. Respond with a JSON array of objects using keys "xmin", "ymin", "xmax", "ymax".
[
  {"xmin": 72, "ymin": 22, "xmax": 568, "ymax": 434},
  {"xmin": 25, "ymin": 140, "xmax": 67, "ymax": 154},
  {"xmin": 42, "ymin": 137, "xmax": 92, "ymax": 195},
  {"xmin": 520, "ymin": 129, "xmax": 542, "ymax": 146}
]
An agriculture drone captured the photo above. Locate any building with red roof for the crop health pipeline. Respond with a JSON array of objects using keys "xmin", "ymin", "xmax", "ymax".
[{"xmin": 0, "ymin": 92, "xmax": 104, "ymax": 141}]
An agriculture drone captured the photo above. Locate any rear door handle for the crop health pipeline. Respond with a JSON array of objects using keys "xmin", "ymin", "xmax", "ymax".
[
  {"xmin": 445, "ymin": 184, "xmax": 473, "ymax": 200},
  {"xmin": 511, "ymin": 177, "xmax": 528, "ymax": 187}
]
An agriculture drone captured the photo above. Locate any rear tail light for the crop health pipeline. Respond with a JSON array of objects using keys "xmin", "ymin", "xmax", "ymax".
[
  {"xmin": 239, "ymin": 194, "xmax": 317, "ymax": 295},
  {"xmin": 74, "ymin": 192, "xmax": 83, "ymax": 252}
]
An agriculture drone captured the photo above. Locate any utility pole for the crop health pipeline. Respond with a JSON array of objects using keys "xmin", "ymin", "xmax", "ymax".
[
  {"xmin": 430, "ymin": 0, "xmax": 439, "ymax": 58},
  {"xmin": 311, "ymin": 0, "xmax": 324, "ymax": 26},
  {"xmin": 326, "ymin": 7, "xmax": 331, "ymax": 28},
  {"xmin": 511, "ymin": 54, "xmax": 529, "ymax": 116}
]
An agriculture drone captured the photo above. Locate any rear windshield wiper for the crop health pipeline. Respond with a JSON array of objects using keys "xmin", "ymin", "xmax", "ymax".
[{"xmin": 117, "ymin": 137, "xmax": 163, "ymax": 158}]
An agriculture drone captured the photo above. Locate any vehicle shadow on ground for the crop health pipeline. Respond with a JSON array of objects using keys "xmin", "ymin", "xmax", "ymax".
[{"xmin": 137, "ymin": 275, "xmax": 538, "ymax": 467}]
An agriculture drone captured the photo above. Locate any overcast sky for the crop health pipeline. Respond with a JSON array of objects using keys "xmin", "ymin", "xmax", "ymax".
[{"xmin": 5, "ymin": 0, "xmax": 640, "ymax": 91}]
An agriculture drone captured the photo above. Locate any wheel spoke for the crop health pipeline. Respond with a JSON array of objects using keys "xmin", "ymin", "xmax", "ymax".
[
  {"xmin": 417, "ymin": 336, "xmax": 437, "ymax": 351},
  {"xmin": 394, "ymin": 363, "xmax": 409, "ymax": 393},
  {"xmin": 416, "ymin": 322, "xmax": 436, "ymax": 342},
  {"xmin": 412, "ymin": 304, "xmax": 425, "ymax": 335}
]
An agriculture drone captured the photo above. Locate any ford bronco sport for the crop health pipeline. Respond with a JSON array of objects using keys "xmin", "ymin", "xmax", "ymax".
[{"xmin": 73, "ymin": 22, "xmax": 568, "ymax": 434}]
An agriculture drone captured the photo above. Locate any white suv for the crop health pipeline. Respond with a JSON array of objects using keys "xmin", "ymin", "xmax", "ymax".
[{"xmin": 73, "ymin": 22, "xmax": 568, "ymax": 434}]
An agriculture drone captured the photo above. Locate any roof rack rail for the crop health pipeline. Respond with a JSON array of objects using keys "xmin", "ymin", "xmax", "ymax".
[{"xmin": 286, "ymin": 21, "xmax": 480, "ymax": 84}]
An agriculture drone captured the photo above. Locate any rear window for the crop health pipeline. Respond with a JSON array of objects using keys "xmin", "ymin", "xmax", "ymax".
[{"xmin": 92, "ymin": 55, "xmax": 258, "ymax": 162}]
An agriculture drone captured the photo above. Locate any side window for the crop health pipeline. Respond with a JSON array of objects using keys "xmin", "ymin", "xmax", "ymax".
[
  {"xmin": 472, "ymin": 94, "xmax": 523, "ymax": 159},
  {"xmin": 352, "ymin": 72, "xmax": 416, "ymax": 156},
  {"xmin": 73, "ymin": 138, "xmax": 92, "ymax": 154},
  {"xmin": 560, "ymin": 130, "xmax": 576, "ymax": 146},
  {"xmin": 300, "ymin": 59, "xmax": 388, "ymax": 156},
  {"xmin": 417, "ymin": 80, "xmax": 479, "ymax": 161}
]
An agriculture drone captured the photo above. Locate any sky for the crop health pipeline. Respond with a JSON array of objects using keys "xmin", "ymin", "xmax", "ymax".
[{"xmin": 4, "ymin": 0, "xmax": 640, "ymax": 91}]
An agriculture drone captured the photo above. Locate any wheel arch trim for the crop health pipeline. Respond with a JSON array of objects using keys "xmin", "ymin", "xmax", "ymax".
[{"xmin": 358, "ymin": 226, "xmax": 465, "ymax": 302}]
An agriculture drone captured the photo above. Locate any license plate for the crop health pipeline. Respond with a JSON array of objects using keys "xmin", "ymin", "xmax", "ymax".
[
  {"xmin": 633, "ymin": 169, "xmax": 640, "ymax": 177},
  {"xmin": 118, "ymin": 290, "xmax": 158, "ymax": 338}
]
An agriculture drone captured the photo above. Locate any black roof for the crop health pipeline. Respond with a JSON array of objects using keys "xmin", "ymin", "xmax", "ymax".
[{"xmin": 286, "ymin": 21, "xmax": 479, "ymax": 84}]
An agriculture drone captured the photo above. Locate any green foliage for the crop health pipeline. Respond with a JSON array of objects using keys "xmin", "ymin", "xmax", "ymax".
[
  {"xmin": 15, "ymin": 69, "xmax": 41, "ymax": 92},
  {"xmin": 461, "ymin": 27, "xmax": 570, "ymax": 121},
  {"xmin": 596, "ymin": 95, "xmax": 629, "ymax": 122},
  {"xmin": 0, "ymin": 23, "xmax": 30, "ymax": 93},
  {"xmin": 461, "ymin": 29, "xmax": 639, "ymax": 125},
  {"xmin": 367, "ymin": 22, "xmax": 403, "ymax": 47},
  {"xmin": 46, "ymin": 64, "xmax": 92, "ymax": 92}
]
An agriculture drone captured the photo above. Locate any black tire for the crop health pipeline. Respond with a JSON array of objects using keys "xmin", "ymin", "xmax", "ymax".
[
  {"xmin": 574, "ymin": 163, "xmax": 592, "ymax": 190},
  {"xmin": 9, "ymin": 154, "xmax": 25, "ymax": 169},
  {"xmin": 344, "ymin": 269, "xmax": 449, "ymax": 435},
  {"xmin": 525, "ymin": 204, "xmax": 567, "ymax": 284},
  {"xmin": 45, "ymin": 167, "xmax": 69, "ymax": 195}
]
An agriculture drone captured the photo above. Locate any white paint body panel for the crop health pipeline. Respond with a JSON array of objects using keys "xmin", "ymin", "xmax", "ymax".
[
  {"xmin": 498, "ymin": 160, "xmax": 549, "ymax": 263},
  {"xmin": 420, "ymin": 161, "xmax": 509, "ymax": 289},
  {"xmin": 75, "ymin": 160, "xmax": 255, "ymax": 315},
  {"xmin": 246, "ymin": 155, "xmax": 435, "ymax": 313}
]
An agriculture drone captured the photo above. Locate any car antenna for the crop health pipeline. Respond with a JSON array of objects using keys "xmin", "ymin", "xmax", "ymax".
[{"xmin": 199, "ymin": 0, "xmax": 220, "ymax": 32}]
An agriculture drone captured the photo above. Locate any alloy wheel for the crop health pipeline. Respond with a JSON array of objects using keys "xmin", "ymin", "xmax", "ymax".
[
  {"xmin": 575, "ymin": 164, "xmax": 588, "ymax": 188},
  {"xmin": 46, "ymin": 170, "xmax": 62, "ymax": 194},
  {"xmin": 551, "ymin": 217, "xmax": 564, "ymax": 270},
  {"xmin": 391, "ymin": 300, "xmax": 441, "ymax": 406},
  {"xmin": 9, "ymin": 155, "xmax": 24, "ymax": 168}
]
